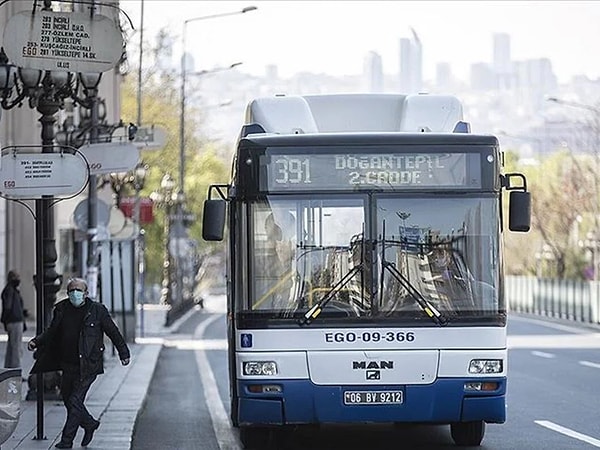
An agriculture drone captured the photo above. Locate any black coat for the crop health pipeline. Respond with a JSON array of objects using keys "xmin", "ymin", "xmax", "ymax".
[
  {"xmin": 1, "ymin": 284, "xmax": 24, "ymax": 324},
  {"xmin": 30, "ymin": 298, "xmax": 130, "ymax": 379}
]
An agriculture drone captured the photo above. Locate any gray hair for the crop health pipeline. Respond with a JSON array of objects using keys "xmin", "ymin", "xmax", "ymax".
[{"xmin": 67, "ymin": 278, "xmax": 88, "ymax": 292}]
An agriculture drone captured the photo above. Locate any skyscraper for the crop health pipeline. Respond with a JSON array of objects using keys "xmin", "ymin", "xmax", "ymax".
[
  {"xmin": 493, "ymin": 33, "xmax": 512, "ymax": 90},
  {"xmin": 363, "ymin": 51, "xmax": 384, "ymax": 92},
  {"xmin": 399, "ymin": 28, "xmax": 423, "ymax": 94}
]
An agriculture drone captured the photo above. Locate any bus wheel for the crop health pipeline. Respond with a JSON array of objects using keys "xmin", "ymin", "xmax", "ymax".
[
  {"xmin": 239, "ymin": 427, "xmax": 271, "ymax": 449},
  {"xmin": 450, "ymin": 421, "xmax": 485, "ymax": 446}
]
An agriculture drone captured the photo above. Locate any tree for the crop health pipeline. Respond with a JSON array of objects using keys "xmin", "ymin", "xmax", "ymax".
[
  {"xmin": 119, "ymin": 28, "xmax": 230, "ymax": 286},
  {"xmin": 503, "ymin": 149, "xmax": 592, "ymax": 279}
]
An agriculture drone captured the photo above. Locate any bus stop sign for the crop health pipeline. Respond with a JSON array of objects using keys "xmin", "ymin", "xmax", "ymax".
[{"xmin": 3, "ymin": 10, "xmax": 123, "ymax": 73}]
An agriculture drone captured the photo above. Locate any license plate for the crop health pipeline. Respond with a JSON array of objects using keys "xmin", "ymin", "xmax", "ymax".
[{"xmin": 343, "ymin": 390, "xmax": 403, "ymax": 405}]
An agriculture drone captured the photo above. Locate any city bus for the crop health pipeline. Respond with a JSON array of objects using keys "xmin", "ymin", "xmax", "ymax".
[{"xmin": 202, "ymin": 93, "xmax": 531, "ymax": 448}]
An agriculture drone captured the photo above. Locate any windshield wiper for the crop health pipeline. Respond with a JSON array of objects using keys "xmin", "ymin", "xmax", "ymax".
[
  {"xmin": 380, "ymin": 220, "xmax": 447, "ymax": 326},
  {"xmin": 382, "ymin": 260, "xmax": 447, "ymax": 326},
  {"xmin": 298, "ymin": 265, "xmax": 362, "ymax": 326}
]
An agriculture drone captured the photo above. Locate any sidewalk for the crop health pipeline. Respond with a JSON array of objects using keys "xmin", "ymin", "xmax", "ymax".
[{"xmin": 2, "ymin": 303, "xmax": 195, "ymax": 450}]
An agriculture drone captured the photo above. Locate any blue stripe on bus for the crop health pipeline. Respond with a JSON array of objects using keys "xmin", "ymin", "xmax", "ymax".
[{"xmin": 237, "ymin": 378, "xmax": 506, "ymax": 425}]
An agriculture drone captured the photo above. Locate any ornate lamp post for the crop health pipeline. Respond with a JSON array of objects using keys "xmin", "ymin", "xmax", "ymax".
[
  {"xmin": 0, "ymin": 47, "xmax": 73, "ymax": 326},
  {"xmin": 150, "ymin": 173, "xmax": 178, "ymax": 324},
  {"xmin": 132, "ymin": 162, "xmax": 148, "ymax": 336},
  {"xmin": 0, "ymin": 46, "xmax": 83, "ymax": 439}
]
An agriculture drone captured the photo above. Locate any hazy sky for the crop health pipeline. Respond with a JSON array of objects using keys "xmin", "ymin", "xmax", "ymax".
[{"xmin": 121, "ymin": 1, "xmax": 600, "ymax": 83}]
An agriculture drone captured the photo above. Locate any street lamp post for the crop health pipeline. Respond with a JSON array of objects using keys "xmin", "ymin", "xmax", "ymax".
[
  {"xmin": 0, "ymin": 46, "xmax": 79, "ymax": 438},
  {"xmin": 132, "ymin": 162, "xmax": 148, "ymax": 337},
  {"xmin": 150, "ymin": 174, "xmax": 177, "ymax": 323},
  {"xmin": 180, "ymin": 6, "xmax": 256, "ymax": 189},
  {"xmin": 176, "ymin": 5, "xmax": 257, "ymax": 308},
  {"xmin": 78, "ymin": 73, "xmax": 103, "ymax": 299}
]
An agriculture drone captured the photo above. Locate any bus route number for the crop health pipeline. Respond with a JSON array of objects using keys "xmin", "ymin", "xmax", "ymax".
[
  {"xmin": 324, "ymin": 331, "xmax": 415, "ymax": 343},
  {"xmin": 273, "ymin": 157, "xmax": 311, "ymax": 185}
]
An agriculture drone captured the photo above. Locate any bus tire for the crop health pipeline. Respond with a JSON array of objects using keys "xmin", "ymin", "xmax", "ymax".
[
  {"xmin": 450, "ymin": 421, "xmax": 485, "ymax": 446},
  {"xmin": 239, "ymin": 427, "xmax": 270, "ymax": 449}
]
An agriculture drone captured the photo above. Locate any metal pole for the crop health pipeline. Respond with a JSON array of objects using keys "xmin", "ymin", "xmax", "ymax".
[
  {"xmin": 135, "ymin": 0, "xmax": 146, "ymax": 338},
  {"xmin": 163, "ymin": 200, "xmax": 172, "ymax": 325},
  {"xmin": 118, "ymin": 241, "xmax": 127, "ymax": 340},
  {"xmin": 86, "ymin": 86, "xmax": 100, "ymax": 299},
  {"xmin": 179, "ymin": 22, "xmax": 187, "ymax": 196},
  {"xmin": 139, "ymin": 230, "xmax": 145, "ymax": 336},
  {"xmin": 35, "ymin": 85, "xmax": 63, "ymax": 440},
  {"xmin": 136, "ymin": 0, "xmax": 144, "ymax": 127},
  {"xmin": 134, "ymin": 180, "xmax": 144, "ymax": 337},
  {"xmin": 34, "ymin": 201, "xmax": 45, "ymax": 441}
]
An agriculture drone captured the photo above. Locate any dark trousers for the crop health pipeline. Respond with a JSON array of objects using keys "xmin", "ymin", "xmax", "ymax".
[{"xmin": 59, "ymin": 364, "xmax": 98, "ymax": 444}]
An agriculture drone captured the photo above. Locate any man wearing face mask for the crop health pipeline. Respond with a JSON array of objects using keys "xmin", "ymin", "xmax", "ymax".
[
  {"xmin": 27, "ymin": 278, "xmax": 131, "ymax": 449},
  {"xmin": 1, "ymin": 270, "xmax": 26, "ymax": 368}
]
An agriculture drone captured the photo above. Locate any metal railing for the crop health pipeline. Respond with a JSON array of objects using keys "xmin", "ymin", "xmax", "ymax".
[{"xmin": 506, "ymin": 275, "xmax": 600, "ymax": 323}]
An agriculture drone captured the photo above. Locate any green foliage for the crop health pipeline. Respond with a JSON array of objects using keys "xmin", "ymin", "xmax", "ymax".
[
  {"xmin": 503, "ymin": 148, "xmax": 596, "ymax": 279},
  {"xmin": 119, "ymin": 29, "xmax": 230, "ymax": 285}
]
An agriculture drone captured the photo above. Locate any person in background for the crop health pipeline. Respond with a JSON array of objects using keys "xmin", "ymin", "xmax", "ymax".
[
  {"xmin": 1, "ymin": 270, "xmax": 25, "ymax": 368},
  {"xmin": 27, "ymin": 278, "xmax": 131, "ymax": 449}
]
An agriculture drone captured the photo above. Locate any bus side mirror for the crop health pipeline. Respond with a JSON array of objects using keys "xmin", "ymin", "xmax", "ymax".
[
  {"xmin": 509, "ymin": 191, "xmax": 531, "ymax": 232},
  {"xmin": 202, "ymin": 199, "xmax": 226, "ymax": 241}
]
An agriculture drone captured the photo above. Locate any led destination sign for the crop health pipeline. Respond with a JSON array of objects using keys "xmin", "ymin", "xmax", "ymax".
[{"xmin": 264, "ymin": 152, "xmax": 481, "ymax": 191}]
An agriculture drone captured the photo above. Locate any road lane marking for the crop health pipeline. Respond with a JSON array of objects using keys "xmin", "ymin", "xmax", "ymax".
[
  {"xmin": 194, "ymin": 314, "xmax": 242, "ymax": 450},
  {"xmin": 531, "ymin": 351, "xmax": 555, "ymax": 358},
  {"xmin": 509, "ymin": 334, "xmax": 600, "ymax": 349},
  {"xmin": 580, "ymin": 360, "xmax": 600, "ymax": 369},
  {"xmin": 510, "ymin": 315, "xmax": 590, "ymax": 334},
  {"xmin": 535, "ymin": 420, "xmax": 600, "ymax": 447}
]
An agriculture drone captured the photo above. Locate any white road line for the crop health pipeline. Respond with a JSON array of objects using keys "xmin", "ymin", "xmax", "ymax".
[
  {"xmin": 531, "ymin": 351, "xmax": 555, "ymax": 359},
  {"xmin": 535, "ymin": 420, "xmax": 600, "ymax": 447},
  {"xmin": 579, "ymin": 360, "xmax": 600, "ymax": 369},
  {"xmin": 510, "ymin": 315, "xmax": 590, "ymax": 334},
  {"xmin": 194, "ymin": 314, "xmax": 242, "ymax": 450}
]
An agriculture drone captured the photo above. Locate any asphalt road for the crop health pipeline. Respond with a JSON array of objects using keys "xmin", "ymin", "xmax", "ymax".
[{"xmin": 132, "ymin": 297, "xmax": 600, "ymax": 449}]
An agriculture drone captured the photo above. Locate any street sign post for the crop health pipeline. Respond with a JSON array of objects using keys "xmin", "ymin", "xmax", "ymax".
[
  {"xmin": 78, "ymin": 142, "xmax": 140, "ymax": 175},
  {"xmin": 0, "ymin": 149, "xmax": 88, "ymax": 198},
  {"xmin": 2, "ymin": 10, "xmax": 123, "ymax": 73}
]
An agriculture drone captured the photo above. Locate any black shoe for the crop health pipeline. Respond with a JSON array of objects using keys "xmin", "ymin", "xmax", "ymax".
[
  {"xmin": 55, "ymin": 442, "xmax": 72, "ymax": 449},
  {"xmin": 81, "ymin": 420, "xmax": 100, "ymax": 447}
]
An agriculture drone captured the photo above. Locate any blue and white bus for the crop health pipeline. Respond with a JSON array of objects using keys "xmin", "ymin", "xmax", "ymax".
[{"xmin": 202, "ymin": 94, "xmax": 531, "ymax": 448}]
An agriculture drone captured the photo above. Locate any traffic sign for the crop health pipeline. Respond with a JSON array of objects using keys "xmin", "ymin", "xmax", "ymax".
[
  {"xmin": 72, "ymin": 198, "xmax": 111, "ymax": 231},
  {"xmin": 111, "ymin": 125, "xmax": 167, "ymax": 151},
  {"xmin": 0, "ymin": 149, "xmax": 88, "ymax": 199},
  {"xmin": 3, "ymin": 10, "xmax": 123, "ymax": 73},
  {"xmin": 78, "ymin": 142, "xmax": 140, "ymax": 175}
]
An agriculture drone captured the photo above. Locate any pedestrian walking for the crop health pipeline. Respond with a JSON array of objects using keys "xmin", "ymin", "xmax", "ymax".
[
  {"xmin": 1, "ymin": 270, "xmax": 25, "ymax": 368},
  {"xmin": 27, "ymin": 278, "xmax": 131, "ymax": 449}
]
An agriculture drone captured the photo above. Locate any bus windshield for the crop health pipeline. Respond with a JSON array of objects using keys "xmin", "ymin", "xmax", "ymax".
[{"xmin": 246, "ymin": 194, "xmax": 501, "ymax": 325}]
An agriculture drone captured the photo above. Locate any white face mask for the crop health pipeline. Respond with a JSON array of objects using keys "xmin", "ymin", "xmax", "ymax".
[{"xmin": 68, "ymin": 290, "xmax": 85, "ymax": 307}]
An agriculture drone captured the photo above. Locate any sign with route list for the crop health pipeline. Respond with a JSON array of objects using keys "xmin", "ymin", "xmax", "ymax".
[
  {"xmin": 2, "ymin": 10, "xmax": 123, "ymax": 73},
  {"xmin": 0, "ymin": 150, "xmax": 88, "ymax": 199}
]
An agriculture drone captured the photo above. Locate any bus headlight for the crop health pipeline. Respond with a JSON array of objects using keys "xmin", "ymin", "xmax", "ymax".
[
  {"xmin": 468, "ymin": 359, "xmax": 503, "ymax": 374},
  {"xmin": 243, "ymin": 361, "xmax": 278, "ymax": 376}
]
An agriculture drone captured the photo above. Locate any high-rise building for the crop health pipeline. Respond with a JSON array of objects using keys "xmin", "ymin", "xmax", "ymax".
[
  {"xmin": 493, "ymin": 33, "xmax": 512, "ymax": 90},
  {"xmin": 435, "ymin": 62, "xmax": 453, "ymax": 92},
  {"xmin": 363, "ymin": 51, "xmax": 384, "ymax": 92},
  {"xmin": 399, "ymin": 28, "xmax": 423, "ymax": 94},
  {"xmin": 470, "ymin": 62, "xmax": 496, "ymax": 91}
]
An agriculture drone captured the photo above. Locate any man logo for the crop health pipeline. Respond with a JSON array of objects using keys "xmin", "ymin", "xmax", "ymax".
[{"xmin": 366, "ymin": 370, "xmax": 381, "ymax": 380}]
